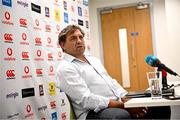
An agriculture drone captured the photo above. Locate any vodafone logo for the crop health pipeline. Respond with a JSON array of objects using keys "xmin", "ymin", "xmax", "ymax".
[
  {"xmin": 5, "ymin": 11, "xmax": 10, "ymax": 20},
  {"xmin": 22, "ymin": 33, "xmax": 27, "ymax": 41},
  {"xmin": 50, "ymin": 66, "xmax": 54, "ymax": 72},
  {"xmin": 35, "ymin": 19, "xmax": 39, "ymax": 26},
  {"xmin": 24, "ymin": 66, "xmax": 29, "ymax": 74},
  {"xmin": 56, "ymin": 24, "xmax": 60, "ymax": 31},
  {"xmin": 4, "ymin": 33, "xmax": 13, "ymax": 42},
  {"xmin": 6, "ymin": 70, "xmax": 15, "ymax": 79},
  {"xmin": 47, "ymin": 37, "xmax": 51, "ymax": 44},
  {"xmin": 58, "ymin": 51, "xmax": 61, "ymax": 57},
  {"xmin": 7, "ymin": 48, "xmax": 13, "ymax": 56},
  {"xmin": 26, "ymin": 105, "xmax": 31, "ymax": 113},
  {"xmin": 36, "ymin": 50, "xmax": 41, "ymax": 57}
]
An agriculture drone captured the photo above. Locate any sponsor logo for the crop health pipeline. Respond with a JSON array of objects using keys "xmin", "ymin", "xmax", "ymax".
[
  {"xmin": 22, "ymin": 51, "xmax": 30, "ymax": 60},
  {"xmin": 85, "ymin": 21, "xmax": 89, "ymax": 28},
  {"xmin": 54, "ymin": 9, "xmax": 60, "ymax": 22},
  {"xmin": 57, "ymin": 51, "xmax": 62, "ymax": 60},
  {"xmin": 41, "ymin": 117, "xmax": 46, "ymax": 120},
  {"xmin": 38, "ymin": 105, "xmax": 47, "ymax": 111},
  {"xmin": 35, "ymin": 37, "xmax": 42, "ymax": 46},
  {"xmin": 49, "ymin": 66, "xmax": 55, "ymax": 76},
  {"xmin": 48, "ymin": 53, "xmax": 53, "ymax": 61},
  {"xmin": 51, "ymin": 112, "xmax": 57, "ymax": 120},
  {"xmin": 25, "ymin": 105, "xmax": 34, "ymax": 118},
  {"xmin": 54, "ymin": 0, "xmax": 60, "ymax": 6},
  {"xmin": 7, "ymin": 113, "xmax": 19, "ymax": 119},
  {"xmin": 20, "ymin": 33, "xmax": 29, "ymax": 45},
  {"xmin": 64, "ymin": 12, "xmax": 68, "ymax": 23},
  {"xmin": 45, "ymin": 7, "xmax": 50, "ymax": 17},
  {"xmin": 17, "ymin": 0, "xmax": 28, "ymax": 7},
  {"xmin": 71, "ymin": 5, "xmax": 75, "ymax": 13},
  {"xmin": 71, "ymin": 18, "xmax": 76, "ymax": 23},
  {"xmin": 31, "ymin": 3, "xmax": 41, "ymax": 13},
  {"xmin": 2, "ymin": 0, "xmax": 12, "ymax": 7},
  {"xmin": 78, "ymin": 19, "xmax": 83, "ymax": 26},
  {"xmin": 55, "ymin": 24, "xmax": 60, "ymax": 34},
  {"xmin": 78, "ymin": 7, "xmax": 82, "ymax": 16},
  {"xmin": 33, "ymin": 19, "xmax": 41, "ymax": 30},
  {"xmin": 1, "ymin": 11, "xmax": 14, "ymax": 25},
  {"xmin": 34, "ymin": 50, "xmax": 44, "ymax": 61},
  {"xmin": 45, "ymin": 24, "xmax": 51, "ymax": 32},
  {"xmin": 22, "ymin": 66, "xmax": 32, "ymax": 78},
  {"xmin": 63, "ymin": 1, "xmax": 67, "ymax": 10},
  {"xmin": 49, "ymin": 82, "xmax": 56, "ymax": 96},
  {"xmin": 39, "ymin": 85, "xmax": 44, "ymax": 96},
  {"xmin": 77, "ymin": 0, "xmax": 82, "ymax": 4},
  {"xmin": 22, "ymin": 88, "xmax": 35, "ymax": 98},
  {"xmin": 84, "ymin": 9, "xmax": 89, "ymax": 17},
  {"xmin": 6, "ymin": 92, "xmax": 18, "ymax": 99},
  {"xmin": 46, "ymin": 37, "xmax": 53, "ymax": 47},
  {"xmin": 83, "ymin": 0, "xmax": 88, "ymax": 6},
  {"xmin": 19, "ymin": 18, "xmax": 28, "ymax": 28},
  {"xmin": 6, "ymin": 70, "xmax": 15, "ymax": 79},
  {"xmin": 61, "ymin": 99, "xmax": 65, "ymax": 106},
  {"xmin": 4, "ymin": 33, "xmax": 13, "ymax": 43},
  {"xmin": 50, "ymin": 101, "xmax": 56, "ymax": 109},
  {"xmin": 36, "ymin": 68, "xmax": 43, "ymax": 77},
  {"xmin": 61, "ymin": 112, "xmax": 67, "ymax": 120},
  {"xmin": 4, "ymin": 48, "xmax": 16, "ymax": 61}
]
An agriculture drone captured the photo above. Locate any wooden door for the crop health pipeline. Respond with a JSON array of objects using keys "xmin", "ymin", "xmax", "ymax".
[{"xmin": 100, "ymin": 6, "xmax": 153, "ymax": 91}]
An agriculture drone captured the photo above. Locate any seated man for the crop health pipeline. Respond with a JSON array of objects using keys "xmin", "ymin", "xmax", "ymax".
[{"xmin": 56, "ymin": 24, "xmax": 171, "ymax": 120}]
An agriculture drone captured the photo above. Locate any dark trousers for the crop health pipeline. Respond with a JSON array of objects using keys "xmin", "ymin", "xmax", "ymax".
[{"xmin": 86, "ymin": 106, "xmax": 171, "ymax": 119}]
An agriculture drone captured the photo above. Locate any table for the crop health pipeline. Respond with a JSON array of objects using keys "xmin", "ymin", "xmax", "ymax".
[{"xmin": 124, "ymin": 97, "xmax": 180, "ymax": 108}]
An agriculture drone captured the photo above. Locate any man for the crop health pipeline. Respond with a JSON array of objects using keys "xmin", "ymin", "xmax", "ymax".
[{"xmin": 56, "ymin": 25, "xmax": 171, "ymax": 119}]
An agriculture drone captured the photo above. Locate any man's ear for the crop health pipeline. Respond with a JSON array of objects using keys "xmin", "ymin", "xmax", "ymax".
[{"xmin": 60, "ymin": 42, "xmax": 65, "ymax": 50}]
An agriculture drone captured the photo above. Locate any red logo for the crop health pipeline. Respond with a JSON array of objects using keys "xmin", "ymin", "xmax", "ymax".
[
  {"xmin": 61, "ymin": 112, "xmax": 67, "ymax": 120},
  {"xmin": 19, "ymin": 18, "xmax": 27, "ymax": 27},
  {"xmin": 48, "ymin": 53, "xmax": 53, "ymax": 59},
  {"xmin": 35, "ymin": 37, "xmax": 42, "ymax": 45},
  {"xmin": 47, "ymin": 37, "xmax": 51, "ymax": 44},
  {"xmin": 35, "ymin": 19, "xmax": 39, "ymax": 26},
  {"xmin": 6, "ymin": 70, "xmax": 15, "ymax": 79},
  {"xmin": 5, "ymin": 11, "xmax": 10, "ymax": 20},
  {"xmin": 58, "ymin": 51, "xmax": 62, "ymax": 58},
  {"xmin": 24, "ymin": 66, "xmax": 29, "ymax": 74},
  {"xmin": 50, "ymin": 101, "xmax": 56, "ymax": 109},
  {"xmin": 56, "ymin": 24, "xmax": 60, "ymax": 31},
  {"xmin": 45, "ymin": 25, "xmax": 51, "ymax": 32},
  {"xmin": 50, "ymin": 66, "xmax": 54, "ymax": 72},
  {"xmin": 26, "ymin": 105, "xmax": 31, "ymax": 113},
  {"xmin": 36, "ymin": 50, "xmax": 41, "ymax": 57},
  {"xmin": 36, "ymin": 69, "xmax": 43, "ymax": 75},
  {"xmin": 4, "ymin": 33, "xmax": 13, "ymax": 42},
  {"xmin": 22, "ymin": 33, "xmax": 27, "ymax": 41},
  {"xmin": 7, "ymin": 48, "xmax": 13, "ymax": 56},
  {"xmin": 22, "ymin": 52, "xmax": 29, "ymax": 59}
]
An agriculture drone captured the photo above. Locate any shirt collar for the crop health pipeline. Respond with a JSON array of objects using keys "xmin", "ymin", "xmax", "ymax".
[{"xmin": 63, "ymin": 52, "xmax": 88, "ymax": 63}]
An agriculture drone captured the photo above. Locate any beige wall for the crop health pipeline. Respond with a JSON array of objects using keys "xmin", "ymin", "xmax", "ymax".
[{"xmin": 89, "ymin": 0, "xmax": 180, "ymax": 80}]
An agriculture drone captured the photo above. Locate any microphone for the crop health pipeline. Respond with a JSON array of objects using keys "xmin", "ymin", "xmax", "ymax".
[{"xmin": 145, "ymin": 55, "xmax": 180, "ymax": 77}]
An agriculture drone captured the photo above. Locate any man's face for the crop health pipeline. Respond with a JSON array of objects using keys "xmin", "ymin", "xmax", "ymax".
[{"xmin": 61, "ymin": 29, "xmax": 85, "ymax": 57}]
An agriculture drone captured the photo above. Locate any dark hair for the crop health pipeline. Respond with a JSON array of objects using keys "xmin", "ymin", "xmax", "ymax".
[{"xmin": 58, "ymin": 25, "xmax": 85, "ymax": 45}]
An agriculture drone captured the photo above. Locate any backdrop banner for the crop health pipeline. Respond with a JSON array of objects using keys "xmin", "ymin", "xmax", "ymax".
[{"xmin": 0, "ymin": 0, "xmax": 90, "ymax": 119}]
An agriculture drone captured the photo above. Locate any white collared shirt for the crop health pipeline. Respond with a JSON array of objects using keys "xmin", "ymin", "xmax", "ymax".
[{"xmin": 56, "ymin": 53, "xmax": 127, "ymax": 120}]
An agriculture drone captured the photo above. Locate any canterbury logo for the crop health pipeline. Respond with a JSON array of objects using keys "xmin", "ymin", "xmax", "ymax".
[
  {"xmin": 6, "ymin": 70, "xmax": 15, "ymax": 78},
  {"xmin": 48, "ymin": 53, "xmax": 53, "ymax": 59},
  {"xmin": 19, "ymin": 18, "xmax": 27, "ymax": 26},
  {"xmin": 22, "ymin": 52, "xmax": 29, "ymax": 59},
  {"xmin": 4, "ymin": 33, "xmax": 13, "ymax": 41},
  {"xmin": 35, "ymin": 37, "xmax": 41, "ymax": 44}
]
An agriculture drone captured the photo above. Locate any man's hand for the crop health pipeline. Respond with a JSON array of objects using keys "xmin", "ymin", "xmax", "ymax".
[{"xmin": 126, "ymin": 107, "xmax": 148, "ymax": 118}]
